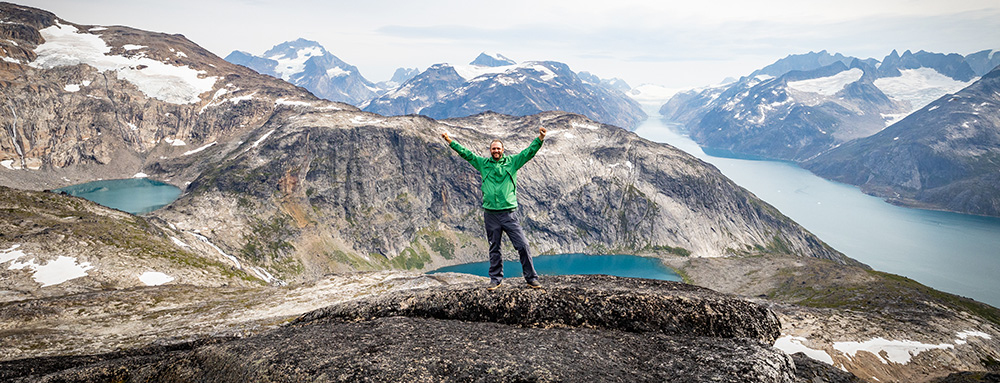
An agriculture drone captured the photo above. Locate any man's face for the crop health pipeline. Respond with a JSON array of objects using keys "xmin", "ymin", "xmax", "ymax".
[{"xmin": 490, "ymin": 142, "xmax": 504, "ymax": 160}]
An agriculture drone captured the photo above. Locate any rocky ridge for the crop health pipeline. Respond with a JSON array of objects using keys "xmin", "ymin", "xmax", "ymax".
[{"xmin": 1, "ymin": 275, "xmax": 844, "ymax": 383}]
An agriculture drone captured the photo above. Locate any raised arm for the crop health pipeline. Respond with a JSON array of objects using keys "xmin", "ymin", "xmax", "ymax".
[
  {"xmin": 509, "ymin": 127, "xmax": 546, "ymax": 170},
  {"xmin": 444, "ymin": 133, "xmax": 485, "ymax": 171}
]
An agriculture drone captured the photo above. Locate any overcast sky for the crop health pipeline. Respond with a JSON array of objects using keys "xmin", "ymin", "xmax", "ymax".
[{"xmin": 17, "ymin": 0, "xmax": 1000, "ymax": 91}]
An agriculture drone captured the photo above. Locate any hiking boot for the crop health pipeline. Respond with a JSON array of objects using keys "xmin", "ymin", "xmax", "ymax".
[
  {"xmin": 487, "ymin": 280, "xmax": 502, "ymax": 290},
  {"xmin": 526, "ymin": 279, "xmax": 543, "ymax": 289}
]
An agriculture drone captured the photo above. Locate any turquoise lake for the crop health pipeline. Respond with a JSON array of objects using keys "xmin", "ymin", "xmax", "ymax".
[
  {"xmin": 633, "ymin": 112, "xmax": 1000, "ymax": 308},
  {"xmin": 430, "ymin": 253, "xmax": 683, "ymax": 281},
  {"xmin": 55, "ymin": 178, "xmax": 182, "ymax": 215}
]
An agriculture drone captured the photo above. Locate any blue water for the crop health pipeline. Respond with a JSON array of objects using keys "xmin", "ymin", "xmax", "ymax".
[
  {"xmin": 430, "ymin": 253, "xmax": 682, "ymax": 281},
  {"xmin": 633, "ymin": 114, "xmax": 1000, "ymax": 307},
  {"xmin": 55, "ymin": 178, "xmax": 182, "ymax": 215}
]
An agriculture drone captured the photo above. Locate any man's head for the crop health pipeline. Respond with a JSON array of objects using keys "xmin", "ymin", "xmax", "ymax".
[{"xmin": 490, "ymin": 139, "xmax": 504, "ymax": 160}]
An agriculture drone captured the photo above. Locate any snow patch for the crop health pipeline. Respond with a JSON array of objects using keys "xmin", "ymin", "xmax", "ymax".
[
  {"xmin": 326, "ymin": 66, "xmax": 350, "ymax": 77},
  {"xmin": 571, "ymin": 121, "xmax": 600, "ymax": 130},
  {"xmin": 1, "ymin": 160, "xmax": 15, "ymax": 170},
  {"xmin": 774, "ymin": 336, "xmax": 834, "ymax": 365},
  {"xmin": 3, "ymin": 245, "xmax": 95, "ymax": 287},
  {"xmin": 787, "ymin": 68, "xmax": 863, "ymax": 96},
  {"xmin": 170, "ymin": 236, "xmax": 190, "ymax": 248},
  {"xmin": 64, "ymin": 84, "xmax": 80, "ymax": 92},
  {"xmin": 139, "ymin": 271, "xmax": 174, "ymax": 286},
  {"xmin": 874, "ymin": 68, "xmax": 975, "ymax": 113},
  {"xmin": 133, "ymin": 172, "xmax": 148, "ymax": 178},
  {"xmin": 833, "ymin": 337, "xmax": 953, "ymax": 365},
  {"xmin": 251, "ymin": 129, "xmax": 276, "ymax": 149},
  {"xmin": 164, "ymin": 138, "xmax": 186, "ymax": 146},
  {"xmin": 183, "ymin": 141, "xmax": 216, "ymax": 156},
  {"xmin": 122, "ymin": 44, "xmax": 145, "ymax": 51},
  {"xmin": 271, "ymin": 46, "xmax": 324, "ymax": 81},
  {"xmin": 30, "ymin": 22, "xmax": 217, "ymax": 104},
  {"xmin": 956, "ymin": 331, "xmax": 991, "ymax": 341},
  {"xmin": 192, "ymin": 233, "xmax": 241, "ymax": 269},
  {"xmin": 275, "ymin": 98, "xmax": 313, "ymax": 107}
]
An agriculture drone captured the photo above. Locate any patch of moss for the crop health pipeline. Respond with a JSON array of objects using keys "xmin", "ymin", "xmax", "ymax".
[
  {"xmin": 645, "ymin": 244, "xmax": 691, "ymax": 257},
  {"xmin": 422, "ymin": 233, "xmax": 455, "ymax": 260},
  {"xmin": 390, "ymin": 246, "xmax": 431, "ymax": 270},
  {"xmin": 239, "ymin": 214, "xmax": 295, "ymax": 262},
  {"xmin": 767, "ymin": 265, "xmax": 1000, "ymax": 327}
]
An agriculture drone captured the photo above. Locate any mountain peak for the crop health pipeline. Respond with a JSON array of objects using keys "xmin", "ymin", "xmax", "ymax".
[{"xmin": 470, "ymin": 52, "xmax": 516, "ymax": 67}]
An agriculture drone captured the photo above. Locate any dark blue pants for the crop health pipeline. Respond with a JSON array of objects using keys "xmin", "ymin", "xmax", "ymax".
[{"xmin": 484, "ymin": 209, "xmax": 538, "ymax": 283}]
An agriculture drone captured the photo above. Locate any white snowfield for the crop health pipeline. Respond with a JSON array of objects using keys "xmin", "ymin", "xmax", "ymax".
[
  {"xmin": 30, "ymin": 22, "xmax": 217, "ymax": 105},
  {"xmin": 873, "ymin": 68, "xmax": 976, "ymax": 112},
  {"xmin": 786, "ymin": 68, "xmax": 864, "ymax": 96},
  {"xmin": 775, "ymin": 332, "xmax": 993, "ymax": 367},
  {"xmin": 1, "ymin": 244, "xmax": 95, "ymax": 287},
  {"xmin": 451, "ymin": 61, "xmax": 558, "ymax": 83}
]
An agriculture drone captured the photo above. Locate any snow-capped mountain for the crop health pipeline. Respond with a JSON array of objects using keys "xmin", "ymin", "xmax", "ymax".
[
  {"xmin": 225, "ymin": 39, "xmax": 377, "ymax": 105},
  {"xmin": 375, "ymin": 67, "xmax": 420, "ymax": 90},
  {"xmin": 363, "ymin": 56, "xmax": 646, "ymax": 129},
  {"xmin": 661, "ymin": 50, "xmax": 991, "ymax": 161},
  {"xmin": 470, "ymin": 52, "xmax": 516, "ymax": 67},
  {"xmin": 804, "ymin": 65, "xmax": 1000, "ymax": 217}
]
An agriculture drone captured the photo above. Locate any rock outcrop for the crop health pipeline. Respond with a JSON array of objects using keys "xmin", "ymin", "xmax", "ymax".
[{"xmin": 1, "ymin": 275, "xmax": 817, "ymax": 382}]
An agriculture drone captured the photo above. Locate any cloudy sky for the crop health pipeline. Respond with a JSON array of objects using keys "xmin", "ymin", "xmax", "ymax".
[{"xmin": 18, "ymin": 0, "xmax": 1000, "ymax": 92}]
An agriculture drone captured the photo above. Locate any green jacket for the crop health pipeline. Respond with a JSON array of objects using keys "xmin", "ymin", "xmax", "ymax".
[{"xmin": 449, "ymin": 137, "xmax": 543, "ymax": 210}]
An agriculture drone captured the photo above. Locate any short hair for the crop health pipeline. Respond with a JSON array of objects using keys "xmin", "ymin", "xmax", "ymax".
[{"xmin": 490, "ymin": 139, "xmax": 504, "ymax": 148}]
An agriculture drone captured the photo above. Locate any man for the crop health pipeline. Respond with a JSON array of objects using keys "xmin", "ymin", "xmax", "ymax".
[{"xmin": 442, "ymin": 127, "xmax": 547, "ymax": 290}]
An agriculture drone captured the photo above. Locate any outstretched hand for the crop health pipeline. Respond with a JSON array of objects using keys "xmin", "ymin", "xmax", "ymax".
[
  {"xmin": 539, "ymin": 126, "xmax": 547, "ymax": 140},
  {"xmin": 441, "ymin": 132, "xmax": 452, "ymax": 144}
]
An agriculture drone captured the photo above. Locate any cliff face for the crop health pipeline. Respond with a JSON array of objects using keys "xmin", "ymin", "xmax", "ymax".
[{"xmin": 1, "ymin": 275, "xmax": 828, "ymax": 383}]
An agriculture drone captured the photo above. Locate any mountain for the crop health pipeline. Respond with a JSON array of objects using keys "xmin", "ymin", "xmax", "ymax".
[
  {"xmin": 469, "ymin": 52, "xmax": 515, "ymax": 67},
  {"xmin": 749, "ymin": 50, "xmax": 875, "ymax": 78},
  {"xmin": 225, "ymin": 39, "xmax": 378, "ymax": 105},
  {"xmin": 374, "ymin": 67, "xmax": 420, "ymax": 90},
  {"xmin": 966, "ymin": 49, "xmax": 1000, "ymax": 76},
  {"xmin": 364, "ymin": 58, "xmax": 647, "ymax": 129},
  {"xmin": 152, "ymin": 109, "xmax": 848, "ymax": 283},
  {"xmin": 804, "ymin": 65, "xmax": 1000, "ymax": 217},
  {"xmin": 0, "ymin": 3, "xmax": 344, "ymax": 191},
  {"xmin": 661, "ymin": 50, "xmax": 981, "ymax": 161},
  {"xmin": 578, "ymin": 70, "xmax": 632, "ymax": 92}
]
